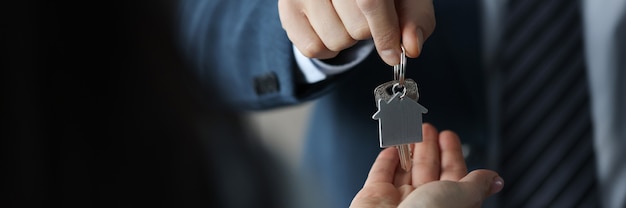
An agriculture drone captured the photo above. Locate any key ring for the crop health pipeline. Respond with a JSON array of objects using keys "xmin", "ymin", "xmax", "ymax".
[
  {"xmin": 393, "ymin": 46, "xmax": 407, "ymax": 97},
  {"xmin": 393, "ymin": 46, "xmax": 407, "ymax": 87},
  {"xmin": 391, "ymin": 82, "xmax": 407, "ymax": 98}
]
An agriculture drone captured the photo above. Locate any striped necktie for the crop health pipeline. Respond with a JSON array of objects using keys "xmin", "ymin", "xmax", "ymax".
[{"xmin": 497, "ymin": 0, "xmax": 599, "ymax": 207}]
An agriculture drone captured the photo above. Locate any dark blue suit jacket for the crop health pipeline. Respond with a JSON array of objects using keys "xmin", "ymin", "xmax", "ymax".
[{"xmin": 178, "ymin": 0, "xmax": 486, "ymax": 207}]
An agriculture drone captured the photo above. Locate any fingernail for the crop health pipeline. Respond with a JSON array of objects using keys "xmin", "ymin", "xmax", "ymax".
[
  {"xmin": 491, "ymin": 176, "xmax": 504, "ymax": 194},
  {"xmin": 416, "ymin": 28, "xmax": 424, "ymax": 53},
  {"xmin": 381, "ymin": 49, "xmax": 400, "ymax": 66}
]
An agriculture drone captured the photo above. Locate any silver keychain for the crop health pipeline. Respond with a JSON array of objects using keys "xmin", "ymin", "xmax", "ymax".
[{"xmin": 372, "ymin": 47, "xmax": 428, "ymax": 171}]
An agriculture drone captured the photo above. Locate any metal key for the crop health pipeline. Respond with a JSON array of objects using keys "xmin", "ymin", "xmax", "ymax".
[
  {"xmin": 372, "ymin": 47, "xmax": 428, "ymax": 171},
  {"xmin": 373, "ymin": 79, "xmax": 428, "ymax": 171}
]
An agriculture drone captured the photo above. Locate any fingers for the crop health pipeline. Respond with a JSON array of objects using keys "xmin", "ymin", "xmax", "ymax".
[
  {"xmin": 279, "ymin": 0, "xmax": 355, "ymax": 59},
  {"xmin": 357, "ymin": 0, "xmax": 402, "ymax": 65},
  {"xmin": 280, "ymin": 0, "xmax": 436, "ymax": 63},
  {"xmin": 397, "ymin": 0, "xmax": 435, "ymax": 58},
  {"xmin": 438, "ymin": 130, "xmax": 467, "ymax": 181},
  {"xmin": 460, "ymin": 169, "xmax": 505, "ymax": 199},
  {"xmin": 306, "ymin": 0, "xmax": 357, "ymax": 51},
  {"xmin": 332, "ymin": 0, "xmax": 370, "ymax": 40},
  {"xmin": 279, "ymin": 0, "xmax": 336, "ymax": 59},
  {"xmin": 393, "ymin": 144, "xmax": 413, "ymax": 186},
  {"xmin": 357, "ymin": 0, "xmax": 436, "ymax": 64},
  {"xmin": 364, "ymin": 147, "xmax": 400, "ymax": 186},
  {"xmin": 411, "ymin": 123, "xmax": 441, "ymax": 186}
]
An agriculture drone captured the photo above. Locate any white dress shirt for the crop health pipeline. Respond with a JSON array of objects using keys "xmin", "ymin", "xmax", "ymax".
[{"xmin": 583, "ymin": 1, "xmax": 626, "ymax": 207}]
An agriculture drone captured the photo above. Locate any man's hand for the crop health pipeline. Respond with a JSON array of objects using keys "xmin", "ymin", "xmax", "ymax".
[
  {"xmin": 278, "ymin": 0, "xmax": 435, "ymax": 66},
  {"xmin": 350, "ymin": 124, "xmax": 504, "ymax": 208}
]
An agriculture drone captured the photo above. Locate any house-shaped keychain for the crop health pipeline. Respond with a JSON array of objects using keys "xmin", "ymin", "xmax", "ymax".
[{"xmin": 372, "ymin": 92, "xmax": 428, "ymax": 147}]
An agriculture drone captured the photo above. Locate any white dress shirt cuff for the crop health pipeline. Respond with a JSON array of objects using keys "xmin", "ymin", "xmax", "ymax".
[{"xmin": 294, "ymin": 40, "xmax": 375, "ymax": 83}]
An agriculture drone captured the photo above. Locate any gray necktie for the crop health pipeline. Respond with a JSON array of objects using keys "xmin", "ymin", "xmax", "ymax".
[{"xmin": 498, "ymin": 0, "xmax": 599, "ymax": 206}]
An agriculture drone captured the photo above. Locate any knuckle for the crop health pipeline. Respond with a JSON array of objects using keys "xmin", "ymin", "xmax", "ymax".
[
  {"xmin": 374, "ymin": 30, "xmax": 398, "ymax": 49},
  {"xmin": 325, "ymin": 36, "xmax": 356, "ymax": 52},
  {"xmin": 413, "ymin": 157, "xmax": 440, "ymax": 167},
  {"xmin": 356, "ymin": 0, "xmax": 378, "ymax": 13},
  {"xmin": 300, "ymin": 41, "xmax": 328, "ymax": 58},
  {"xmin": 348, "ymin": 24, "xmax": 371, "ymax": 40},
  {"xmin": 442, "ymin": 163, "xmax": 465, "ymax": 173}
]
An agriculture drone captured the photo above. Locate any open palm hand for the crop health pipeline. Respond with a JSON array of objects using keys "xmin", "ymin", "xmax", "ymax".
[{"xmin": 350, "ymin": 124, "xmax": 503, "ymax": 208}]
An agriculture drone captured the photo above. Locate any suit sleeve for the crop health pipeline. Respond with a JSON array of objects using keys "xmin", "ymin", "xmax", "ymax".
[{"xmin": 176, "ymin": 0, "xmax": 349, "ymax": 110}]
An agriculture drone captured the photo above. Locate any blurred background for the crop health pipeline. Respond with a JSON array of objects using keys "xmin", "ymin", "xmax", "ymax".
[{"xmin": 244, "ymin": 102, "xmax": 315, "ymax": 169}]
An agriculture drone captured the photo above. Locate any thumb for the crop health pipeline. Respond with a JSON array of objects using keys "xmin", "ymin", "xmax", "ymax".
[
  {"xmin": 398, "ymin": 0, "xmax": 435, "ymax": 58},
  {"xmin": 459, "ymin": 169, "xmax": 505, "ymax": 200}
]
